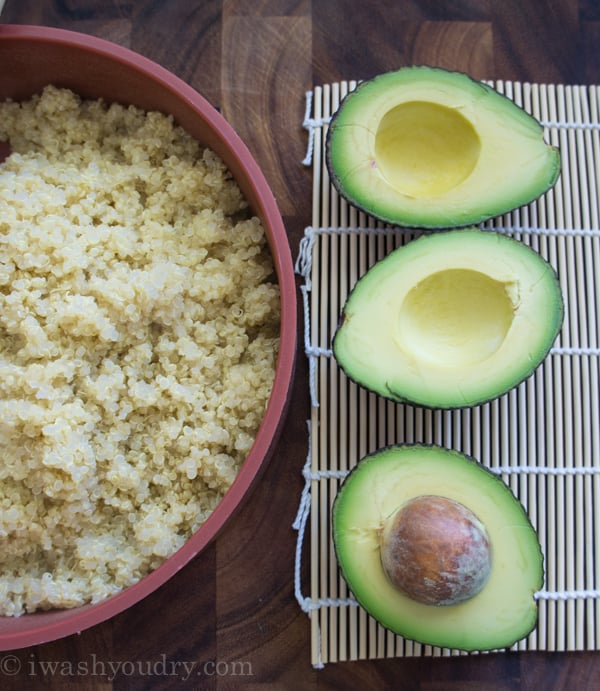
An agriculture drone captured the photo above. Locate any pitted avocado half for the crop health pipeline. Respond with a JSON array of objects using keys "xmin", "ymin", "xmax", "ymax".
[
  {"xmin": 332, "ymin": 228, "xmax": 564, "ymax": 409},
  {"xmin": 326, "ymin": 66, "xmax": 560, "ymax": 228},
  {"xmin": 332, "ymin": 444, "xmax": 544, "ymax": 651}
]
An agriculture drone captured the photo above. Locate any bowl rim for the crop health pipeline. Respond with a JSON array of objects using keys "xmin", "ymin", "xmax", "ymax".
[{"xmin": 0, "ymin": 24, "xmax": 297, "ymax": 649}]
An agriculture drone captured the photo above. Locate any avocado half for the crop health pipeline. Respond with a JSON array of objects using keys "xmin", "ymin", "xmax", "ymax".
[
  {"xmin": 332, "ymin": 228, "xmax": 564, "ymax": 409},
  {"xmin": 326, "ymin": 66, "xmax": 560, "ymax": 228},
  {"xmin": 332, "ymin": 444, "xmax": 544, "ymax": 651}
]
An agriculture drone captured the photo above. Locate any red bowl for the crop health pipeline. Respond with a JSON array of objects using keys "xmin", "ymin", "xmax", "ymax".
[{"xmin": 0, "ymin": 25, "xmax": 296, "ymax": 649}]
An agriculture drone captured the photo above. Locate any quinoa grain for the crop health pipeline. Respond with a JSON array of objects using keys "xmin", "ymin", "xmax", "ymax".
[{"xmin": 0, "ymin": 86, "xmax": 280, "ymax": 615}]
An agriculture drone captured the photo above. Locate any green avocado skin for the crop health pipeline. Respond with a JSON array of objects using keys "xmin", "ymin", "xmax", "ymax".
[
  {"xmin": 325, "ymin": 65, "xmax": 561, "ymax": 229},
  {"xmin": 331, "ymin": 444, "xmax": 545, "ymax": 651}
]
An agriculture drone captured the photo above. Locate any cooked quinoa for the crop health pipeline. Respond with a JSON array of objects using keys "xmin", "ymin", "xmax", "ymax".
[{"xmin": 0, "ymin": 86, "xmax": 280, "ymax": 615}]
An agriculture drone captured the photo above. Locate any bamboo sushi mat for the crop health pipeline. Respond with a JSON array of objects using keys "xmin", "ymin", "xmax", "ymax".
[{"xmin": 293, "ymin": 79, "xmax": 600, "ymax": 668}]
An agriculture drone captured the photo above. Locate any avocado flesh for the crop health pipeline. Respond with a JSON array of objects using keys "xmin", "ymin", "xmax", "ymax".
[
  {"xmin": 332, "ymin": 228, "xmax": 564, "ymax": 409},
  {"xmin": 326, "ymin": 66, "xmax": 561, "ymax": 228},
  {"xmin": 332, "ymin": 445, "xmax": 544, "ymax": 651}
]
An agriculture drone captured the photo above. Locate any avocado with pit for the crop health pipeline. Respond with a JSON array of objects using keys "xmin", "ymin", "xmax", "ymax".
[
  {"xmin": 326, "ymin": 66, "xmax": 560, "ymax": 228},
  {"xmin": 332, "ymin": 228, "xmax": 563, "ymax": 409},
  {"xmin": 332, "ymin": 444, "xmax": 544, "ymax": 651}
]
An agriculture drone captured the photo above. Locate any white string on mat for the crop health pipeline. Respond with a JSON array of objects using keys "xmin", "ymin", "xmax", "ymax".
[
  {"xmin": 298, "ymin": 285, "xmax": 320, "ymax": 407},
  {"xmin": 303, "ymin": 225, "xmax": 413, "ymax": 238},
  {"xmin": 302, "ymin": 344, "xmax": 599, "ymax": 361},
  {"xmin": 543, "ymin": 121, "xmax": 600, "ymax": 130},
  {"xmin": 551, "ymin": 345, "xmax": 600, "ymax": 356},
  {"xmin": 295, "ymin": 231, "xmax": 318, "ymax": 289},
  {"xmin": 303, "ymin": 224, "xmax": 600, "ymax": 239},
  {"xmin": 292, "ymin": 445, "xmax": 361, "ymax": 669},
  {"xmin": 491, "ymin": 225, "xmax": 600, "ymax": 237},
  {"xmin": 302, "ymin": 90, "xmax": 332, "ymax": 167},
  {"xmin": 535, "ymin": 590, "xmax": 600, "ymax": 601}
]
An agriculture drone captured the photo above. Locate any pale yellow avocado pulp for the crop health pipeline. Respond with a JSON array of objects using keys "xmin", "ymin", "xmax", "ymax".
[
  {"xmin": 332, "ymin": 228, "xmax": 564, "ymax": 408},
  {"xmin": 332, "ymin": 445, "xmax": 544, "ymax": 651},
  {"xmin": 398, "ymin": 268, "xmax": 514, "ymax": 367},
  {"xmin": 326, "ymin": 66, "xmax": 561, "ymax": 228},
  {"xmin": 375, "ymin": 101, "xmax": 482, "ymax": 198}
]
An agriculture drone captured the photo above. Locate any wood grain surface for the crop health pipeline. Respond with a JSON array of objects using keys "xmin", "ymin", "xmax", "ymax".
[{"xmin": 1, "ymin": 1, "xmax": 600, "ymax": 689}]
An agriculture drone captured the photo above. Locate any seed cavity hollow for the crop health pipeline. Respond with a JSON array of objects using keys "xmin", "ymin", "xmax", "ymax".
[{"xmin": 374, "ymin": 101, "xmax": 481, "ymax": 197}]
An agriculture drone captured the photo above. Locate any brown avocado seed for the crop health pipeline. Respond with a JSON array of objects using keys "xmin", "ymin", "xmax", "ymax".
[{"xmin": 379, "ymin": 495, "xmax": 492, "ymax": 606}]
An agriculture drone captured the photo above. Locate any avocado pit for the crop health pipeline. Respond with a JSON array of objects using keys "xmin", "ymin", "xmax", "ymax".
[{"xmin": 380, "ymin": 495, "xmax": 492, "ymax": 606}]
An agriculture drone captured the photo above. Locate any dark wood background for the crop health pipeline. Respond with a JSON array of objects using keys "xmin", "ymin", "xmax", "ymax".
[{"xmin": 1, "ymin": 1, "xmax": 600, "ymax": 689}]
